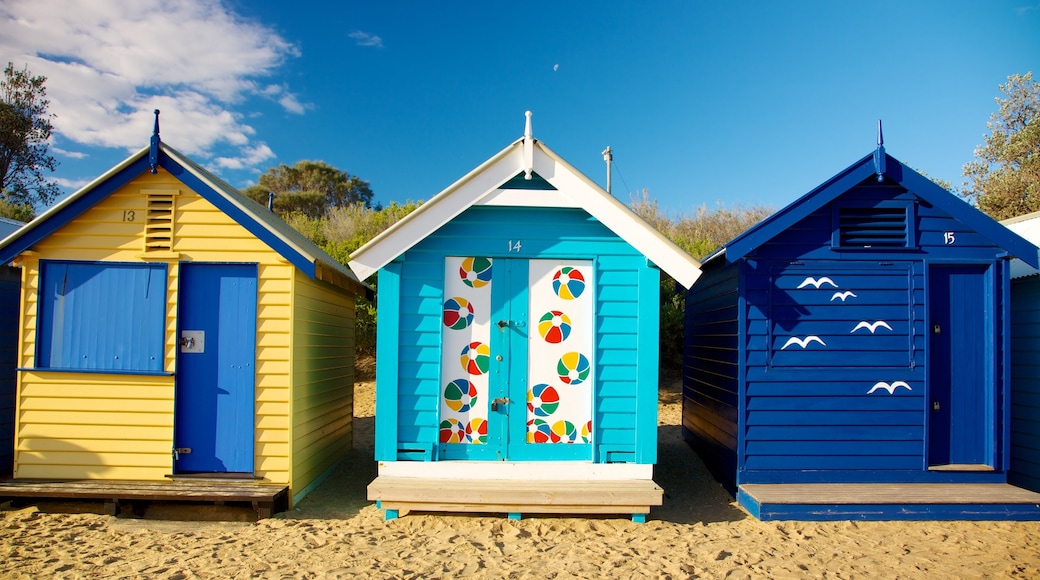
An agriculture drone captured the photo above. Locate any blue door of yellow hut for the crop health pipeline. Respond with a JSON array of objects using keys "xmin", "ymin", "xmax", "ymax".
[
  {"xmin": 439, "ymin": 257, "xmax": 593, "ymax": 461},
  {"xmin": 928, "ymin": 264, "xmax": 992, "ymax": 468},
  {"xmin": 174, "ymin": 263, "xmax": 257, "ymax": 473}
]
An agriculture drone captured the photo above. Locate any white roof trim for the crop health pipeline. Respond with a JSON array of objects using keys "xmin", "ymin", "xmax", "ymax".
[{"xmin": 348, "ymin": 134, "xmax": 702, "ymax": 288}]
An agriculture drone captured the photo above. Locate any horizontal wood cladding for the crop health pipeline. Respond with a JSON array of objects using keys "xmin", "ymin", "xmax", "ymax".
[
  {"xmin": 682, "ymin": 262, "xmax": 740, "ymax": 483},
  {"xmin": 389, "ymin": 206, "xmax": 655, "ymax": 463},
  {"xmin": 1011, "ymin": 277, "xmax": 1040, "ymax": 492},
  {"xmin": 290, "ymin": 270, "xmax": 356, "ymax": 502}
]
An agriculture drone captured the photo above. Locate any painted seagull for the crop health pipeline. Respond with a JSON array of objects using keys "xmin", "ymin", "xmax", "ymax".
[
  {"xmin": 831, "ymin": 291, "xmax": 857, "ymax": 302},
  {"xmin": 851, "ymin": 320, "xmax": 893, "ymax": 333},
  {"xmin": 867, "ymin": 381, "xmax": 912, "ymax": 394},
  {"xmin": 781, "ymin": 335, "xmax": 827, "ymax": 350},
  {"xmin": 796, "ymin": 276, "xmax": 837, "ymax": 289}
]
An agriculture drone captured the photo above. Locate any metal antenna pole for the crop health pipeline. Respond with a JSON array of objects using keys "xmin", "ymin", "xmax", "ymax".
[{"xmin": 602, "ymin": 146, "xmax": 612, "ymax": 195}]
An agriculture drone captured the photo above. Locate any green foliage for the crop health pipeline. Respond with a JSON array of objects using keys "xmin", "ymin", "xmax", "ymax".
[
  {"xmin": 0, "ymin": 62, "xmax": 59, "ymax": 208},
  {"xmin": 962, "ymin": 72, "xmax": 1040, "ymax": 220},
  {"xmin": 243, "ymin": 160, "xmax": 374, "ymax": 219},
  {"xmin": 270, "ymin": 198, "xmax": 421, "ymax": 356},
  {"xmin": 0, "ymin": 198, "xmax": 34, "ymax": 222},
  {"xmin": 629, "ymin": 190, "xmax": 773, "ymax": 374}
]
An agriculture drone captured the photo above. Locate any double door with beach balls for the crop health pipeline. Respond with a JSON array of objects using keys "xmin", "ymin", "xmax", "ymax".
[{"xmin": 439, "ymin": 257, "xmax": 594, "ymax": 461}]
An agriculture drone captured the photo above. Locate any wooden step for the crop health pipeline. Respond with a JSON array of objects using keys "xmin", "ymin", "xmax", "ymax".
[
  {"xmin": 368, "ymin": 476, "xmax": 663, "ymax": 521},
  {"xmin": 0, "ymin": 479, "xmax": 289, "ymax": 519}
]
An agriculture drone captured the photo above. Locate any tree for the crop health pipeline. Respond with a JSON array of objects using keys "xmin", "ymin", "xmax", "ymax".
[
  {"xmin": 0, "ymin": 62, "xmax": 59, "ymax": 209},
  {"xmin": 962, "ymin": 72, "xmax": 1040, "ymax": 220},
  {"xmin": 243, "ymin": 160, "xmax": 374, "ymax": 219}
]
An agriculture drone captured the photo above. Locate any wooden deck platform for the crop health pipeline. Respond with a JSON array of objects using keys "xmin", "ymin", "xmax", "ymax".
[
  {"xmin": 0, "ymin": 479, "xmax": 289, "ymax": 519},
  {"xmin": 739, "ymin": 483, "xmax": 1040, "ymax": 521},
  {"xmin": 368, "ymin": 476, "xmax": 663, "ymax": 522}
]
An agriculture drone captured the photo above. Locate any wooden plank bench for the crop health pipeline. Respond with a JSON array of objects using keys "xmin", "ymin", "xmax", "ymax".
[
  {"xmin": 0, "ymin": 479, "xmax": 289, "ymax": 519},
  {"xmin": 368, "ymin": 476, "xmax": 663, "ymax": 522}
]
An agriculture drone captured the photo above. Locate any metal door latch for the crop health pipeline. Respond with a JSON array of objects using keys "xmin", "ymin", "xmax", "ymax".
[
  {"xmin": 172, "ymin": 447, "xmax": 192, "ymax": 460},
  {"xmin": 932, "ymin": 401, "xmax": 940, "ymax": 411},
  {"xmin": 491, "ymin": 397, "xmax": 510, "ymax": 411}
]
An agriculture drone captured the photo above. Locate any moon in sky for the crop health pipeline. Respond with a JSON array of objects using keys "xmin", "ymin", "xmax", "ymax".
[{"xmin": 553, "ymin": 64, "xmax": 559, "ymax": 72}]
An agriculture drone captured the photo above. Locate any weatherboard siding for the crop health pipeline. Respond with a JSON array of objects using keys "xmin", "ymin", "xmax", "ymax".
[
  {"xmin": 289, "ymin": 269, "xmax": 356, "ymax": 501},
  {"xmin": 0, "ymin": 266, "xmax": 19, "ymax": 473},
  {"xmin": 13, "ymin": 170, "xmax": 294, "ymax": 484},
  {"xmin": 685, "ymin": 177, "xmax": 1017, "ymax": 486},
  {"xmin": 1011, "ymin": 277, "xmax": 1040, "ymax": 492},
  {"xmin": 381, "ymin": 205, "xmax": 658, "ymax": 463},
  {"xmin": 682, "ymin": 261, "xmax": 740, "ymax": 481}
]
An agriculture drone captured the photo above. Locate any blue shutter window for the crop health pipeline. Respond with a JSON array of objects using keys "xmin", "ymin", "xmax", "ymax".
[
  {"xmin": 834, "ymin": 204, "xmax": 914, "ymax": 249},
  {"xmin": 37, "ymin": 262, "xmax": 167, "ymax": 373}
]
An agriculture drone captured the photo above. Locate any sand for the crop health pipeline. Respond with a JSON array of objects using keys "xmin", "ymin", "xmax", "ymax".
[{"xmin": 3, "ymin": 374, "xmax": 1040, "ymax": 579}]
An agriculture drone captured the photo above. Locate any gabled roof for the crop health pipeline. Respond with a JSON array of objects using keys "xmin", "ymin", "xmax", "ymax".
[
  {"xmin": 716, "ymin": 147, "xmax": 1040, "ymax": 269},
  {"xmin": 348, "ymin": 115, "xmax": 702, "ymax": 288},
  {"xmin": 0, "ymin": 140, "xmax": 369, "ymax": 296}
]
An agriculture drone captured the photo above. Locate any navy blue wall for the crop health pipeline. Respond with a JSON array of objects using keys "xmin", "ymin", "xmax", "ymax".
[
  {"xmin": 682, "ymin": 259, "xmax": 739, "ymax": 485},
  {"xmin": 684, "ymin": 178, "xmax": 1014, "ymax": 486},
  {"xmin": 1011, "ymin": 276, "xmax": 1040, "ymax": 492},
  {"xmin": 0, "ymin": 266, "xmax": 20, "ymax": 474}
]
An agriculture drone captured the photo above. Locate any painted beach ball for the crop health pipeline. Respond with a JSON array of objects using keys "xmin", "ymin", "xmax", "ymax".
[
  {"xmin": 444, "ymin": 379, "xmax": 478, "ymax": 413},
  {"xmin": 581, "ymin": 420, "xmax": 593, "ymax": 443},
  {"xmin": 550, "ymin": 420, "xmax": 578, "ymax": 443},
  {"xmin": 552, "ymin": 267, "xmax": 586, "ymax": 300},
  {"xmin": 439, "ymin": 418, "xmax": 466, "ymax": 444},
  {"xmin": 460, "ymin": 257, "xmax": 493, "ymax": 288},
  {"xmin": 557, "ymin": 352, "xmax": 591, "ymax": 385},
  {"xmin": 527, "ymin": 383, "xmax": 560, "ymax": 417},
  {"xmin": 466, "ymin": 418, "xmax": 488, "ymax": 444},
  {"xmin": 528, "ymin": 418, "xmax": 552, "ymax": 443},
  {"xmin": 460, "ymin": 342, "xmax": 490, "ymax": 375},
  {"xmin": 443, "ymin": 297, "xmax": 474, "ymax": 330},
  {"xmin": 537, "ymin": 310, "xmax": 572, "ymax": 344}
]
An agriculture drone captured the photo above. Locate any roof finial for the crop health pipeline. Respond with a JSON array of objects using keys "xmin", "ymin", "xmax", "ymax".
[
  {"xmin": 149, "ymin": 109, "xmax": 161, "ymax": 174},
  {"xmin": 523, "ymin": 110, "xmax": 534, "ymax": 180},
  {"xmin": 873, "ymin": 119, "xmax": 886, "ymax": 182}
]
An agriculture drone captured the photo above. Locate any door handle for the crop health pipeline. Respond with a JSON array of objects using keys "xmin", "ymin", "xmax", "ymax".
[
  {"xmin": 497, "ymin": 320, "xmax": 510, "ymax": 329},
  {"xmin": 491, "ymin": 397, "xmax": 510, "ymax": 412}
]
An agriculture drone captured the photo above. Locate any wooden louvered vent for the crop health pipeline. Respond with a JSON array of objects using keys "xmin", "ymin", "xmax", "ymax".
[
  {"xmin": 837, "ymin": 206, "xmax": 908, "ymax": 248},
  {"xmin": 143, "ymin": 189, "xmax": 177, "ymax": 252}
]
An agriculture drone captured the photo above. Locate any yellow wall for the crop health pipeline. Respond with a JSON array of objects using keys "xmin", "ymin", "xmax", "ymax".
[
  {"xmin": 290, "ymin": 270, "xmax": 356, "ymax": 502},
  {"xmin": 13, "ymin": 168, "xmax": 348, "ymax": 491}
]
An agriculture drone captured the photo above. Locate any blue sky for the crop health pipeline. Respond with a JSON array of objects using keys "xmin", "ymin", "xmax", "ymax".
[{"xmin": 3, "ymin": 0, "xmax": 1039, "ymax": 216}]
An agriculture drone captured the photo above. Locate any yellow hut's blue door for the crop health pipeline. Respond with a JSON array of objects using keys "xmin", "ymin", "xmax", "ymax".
[
  {"xmin": 439, "ymin": 257, "xmax": 593, "ymax": 461},
  {"xmin": 174, "ymin": 263, "xmax": 257, "ymax": 474},
  {"xmin": 928, "ymin": 264, "xmax": 991, "ymax": 468}
]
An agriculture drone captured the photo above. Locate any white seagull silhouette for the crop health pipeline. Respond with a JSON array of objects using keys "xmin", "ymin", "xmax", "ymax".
[
  {"xmin": 831, "ymin": 291, "xmax": 857, "ymax": 302},
  {"xmin": 781, "ymin": 335, "xmax": 827, "ymax": 350},
  {"xmin": 868, "ymin": 381, "xmax": 912, "ymax": 394},
  {"xmin": 851, "ymin": 320, "xmax": 893, "ymax": 334},
  {"xmin": 796, "ymin": 276, "xmax": 838, "ymax": 289}
]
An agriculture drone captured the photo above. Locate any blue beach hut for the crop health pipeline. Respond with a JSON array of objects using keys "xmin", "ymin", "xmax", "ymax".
[
  {"xmin": 1002, "ymin": 211, "xmax": 1040, "ymax": 493},
  {"xmin": 353, "ymin": 113, "xmax": 702, "ymax": 521},
  {"xmin": 0, "ymin": 218, "xmax": 24, "ymax": 475},
  {"xmin": 683, "ymin": 131, "xmax": 1040, "ymax": 520}
]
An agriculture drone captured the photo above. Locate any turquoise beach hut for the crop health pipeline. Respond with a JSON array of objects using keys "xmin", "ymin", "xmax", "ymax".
[{"xmin": 353, "ymin": 113, "xmax": 702, "ymax": 521}]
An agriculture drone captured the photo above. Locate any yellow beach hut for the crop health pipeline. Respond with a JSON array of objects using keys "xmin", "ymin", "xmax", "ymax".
[{"xmin": 0, "ymin": 113, "xmax": 368, "ymax": 513}]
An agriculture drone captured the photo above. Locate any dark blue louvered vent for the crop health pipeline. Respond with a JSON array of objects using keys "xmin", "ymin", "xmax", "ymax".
[{"xmin": 837, "ymin": 206, "xmax": 908, "ymax": 248}]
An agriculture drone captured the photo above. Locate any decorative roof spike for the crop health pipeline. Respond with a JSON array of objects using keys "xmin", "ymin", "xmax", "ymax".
[
  {"xmin": 523, "ymin": 110, "xmax": 534, "ymax": 180},
  {"xmin": 873, "ymin": 119, "xmax": 886, "ymax": 182},
  {"xmin": 149, "ymin": 109, "xmax": 161, "ymax": 174}
]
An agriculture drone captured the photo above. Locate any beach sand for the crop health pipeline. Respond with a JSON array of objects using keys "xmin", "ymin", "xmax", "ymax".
[{"xmin": 3, "ymin": 371, "xmax": 1040, "ymax": 579}]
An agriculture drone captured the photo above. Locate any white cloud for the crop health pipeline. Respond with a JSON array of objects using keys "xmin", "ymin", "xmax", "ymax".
[
  {"xmin": 349, "ymin": 30, "xmax": 384, "ymax": 48},
  {"xmin": 52, "ymin": 176, "xmax": 91, "ymax": 190},
  {"xmin": 52, "ymin": 147, "xmax": 88, "ymax": 160},
  {"xmin": 0, "ymin": 0, "xmax": 301, "ymax": 176},
  {"xmin": 214, "ymin": 142, "xmax": 275, "ymax": 171}
]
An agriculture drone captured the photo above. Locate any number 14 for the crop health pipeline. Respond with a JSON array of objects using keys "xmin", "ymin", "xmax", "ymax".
[{"xmin": 508, "ymin": 240, "xmax": 522, "ymax": 253}]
